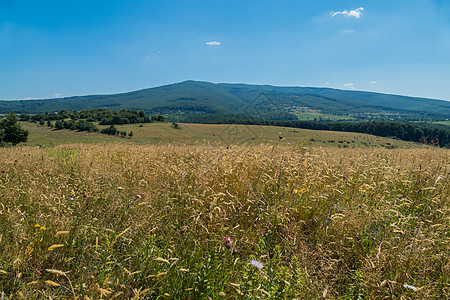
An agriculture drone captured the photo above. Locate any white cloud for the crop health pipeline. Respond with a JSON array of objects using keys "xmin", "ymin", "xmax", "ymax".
[
  {"xmin": 206, "ymin": 41, "xmax": 221, "ymax": 46},
  {"xmin": 332, "ymin": 7, "xmax": 364, "ymax": 19},
  {"xmin": 344, "ymin": 83, "xmax": 355, "ymax": 89},
  {"xmin": 54, "ymin": 93, "xmax": 61, "ymax": 98},
  {"xmin": 341, "ymin": 29, "xmax": 355, "ymax": 34},
  {"xmin": 371, "ymin": 81, "xmax": 377, "ymax": 84}
]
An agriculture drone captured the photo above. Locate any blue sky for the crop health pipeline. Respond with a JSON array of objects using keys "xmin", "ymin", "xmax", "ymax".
[{"xmin": 1, "ymin": 0, "xmax": 450, "ymax": 100}]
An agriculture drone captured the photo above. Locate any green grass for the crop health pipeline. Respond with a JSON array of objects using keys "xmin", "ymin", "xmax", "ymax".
[
  {"xmin": 295, "ymin": 112, "xmax": 354, "ymax": 121},
  {"xmin": 433, "ymin": 120, "xmax": 450, "ymax": 126},
  {"xmin": 22, "ymin": 121, "xmax": 423, "ymax": 149}
]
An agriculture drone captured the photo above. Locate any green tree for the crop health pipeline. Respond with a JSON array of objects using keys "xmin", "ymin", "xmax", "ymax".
[
  {"xmin": 55, "ymin": 120, "xmax": 64, "ymax": 130},
  {"xmin": 0, "ymin": 113, "xmax": 29, "ymax": 146},
  {"xmin": 19, "ymin": 113, "xmax": 30, "ymax": 121}
]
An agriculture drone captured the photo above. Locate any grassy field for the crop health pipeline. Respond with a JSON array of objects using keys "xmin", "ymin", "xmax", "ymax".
[
  {"xmin": 433, "ymin": 120, "xmax": 450, "ymax": 127},
  {"xmin": 0, "ymin": 142, "xmax": 448, "ymax": 299},
  {"xmin": 22, "ymin": 121, "xmax": 423, "ymax": 149},
  {"xmin": 295, "ymin": 113, "xmax": 354, "ymax": 121}
]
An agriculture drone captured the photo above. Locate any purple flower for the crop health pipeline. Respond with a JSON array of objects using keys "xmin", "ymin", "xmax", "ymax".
[
  {"xmin": 251, "ymin": 259, "xmax": 264, "ymax": 269},
  {"xmin": 70, "ymin": 197, "xmax": 75, "ymax": 201},
  {"xmin": 399, "ymin": 195, "xmax": 402, "ymax": 199}
]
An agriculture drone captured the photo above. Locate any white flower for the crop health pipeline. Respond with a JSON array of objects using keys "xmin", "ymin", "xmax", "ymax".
[
  {"xmin": 251, "ymin": 259, "xmax": 264, "ymax": 269},
  {"xmin": 435, "ymin": 175, "xmax": 445, "ymax": 185},
  {"xmin": 403, "ymin": 284, "xmax": 418, "ymax": 291}
]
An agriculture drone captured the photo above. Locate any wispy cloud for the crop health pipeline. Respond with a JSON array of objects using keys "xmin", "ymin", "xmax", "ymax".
[
  {"xmin": 371, "ymin": 81, "xmax": 377, "ymax": 84},
  {"xmin": 341, "ymin": 29, "xmax": 355, "ymax": 34},
  {"xmin": 332, "ymin": 7, "xmax": 364, "ymax": 19},
  {"xmin": 344, "ymin": 83, "xmax": 355, "ymax": 89},
  {"xmin": 206, "ymin": 41, "xmax": 221, "ymax": 46}
]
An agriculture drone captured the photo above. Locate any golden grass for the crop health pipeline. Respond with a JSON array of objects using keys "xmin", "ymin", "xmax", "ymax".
[{"xmin": 0, "ymin": 143, "xmax": 448, "ymax": 299}]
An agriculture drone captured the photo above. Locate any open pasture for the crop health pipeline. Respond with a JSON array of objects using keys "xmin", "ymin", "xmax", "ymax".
[{"xmin": 21, "ymin": 121, "xmax": 422, "ymax": 149}]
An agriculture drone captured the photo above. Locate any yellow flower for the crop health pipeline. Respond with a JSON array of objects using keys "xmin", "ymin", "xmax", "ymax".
[
  {"xmin": 34, "ymin": 224, "xmax": 41, "ymax": 228},
  {"xmin": 40, "ymin": 226, "xmax": 46, "ymax": 231}
]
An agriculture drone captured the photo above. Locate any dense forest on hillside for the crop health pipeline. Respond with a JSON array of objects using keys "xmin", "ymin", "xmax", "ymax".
[{"xmin": 2, "ymin": 81, "xmax": 449, "ymax": 122}]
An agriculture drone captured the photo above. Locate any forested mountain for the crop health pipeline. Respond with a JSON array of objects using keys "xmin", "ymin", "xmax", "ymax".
[{"xmin": 1, "ymin": 81, "xmax": 449, "ymax": 121}]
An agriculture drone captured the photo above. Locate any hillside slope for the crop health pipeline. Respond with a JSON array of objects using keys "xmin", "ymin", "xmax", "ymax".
[{"xmin": 1, "ymin": 81, "xmax": 449, "ymax": 120}]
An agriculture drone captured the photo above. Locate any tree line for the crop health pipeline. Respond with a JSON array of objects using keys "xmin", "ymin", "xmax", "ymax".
[
  {"xmin": 20, "ymin": 108, "xmax": 165, "ymax": 135},
  {"xmin": 19, "ymin": 108, "xmax": 165, "ymax": 125}
]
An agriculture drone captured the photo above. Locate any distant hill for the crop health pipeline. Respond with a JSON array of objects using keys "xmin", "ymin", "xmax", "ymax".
[{"xmin": 1, "ymin": 80, "xmax": 449, "ymax": 121}]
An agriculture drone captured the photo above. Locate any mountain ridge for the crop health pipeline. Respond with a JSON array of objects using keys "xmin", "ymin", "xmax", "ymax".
[{"xmin": 1, "ymin": 80, "xmax": 449, "ymax": 120}]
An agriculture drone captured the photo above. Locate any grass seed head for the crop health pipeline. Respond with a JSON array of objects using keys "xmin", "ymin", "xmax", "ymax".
[{"xmin": 44, "ymin": 280, "xmax": 60, "ymax": 287}]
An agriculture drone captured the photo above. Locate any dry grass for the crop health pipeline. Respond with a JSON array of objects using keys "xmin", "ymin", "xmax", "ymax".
[{"xmin": 0, "ymin": 143, "xmax": 448, "ymax": 299}]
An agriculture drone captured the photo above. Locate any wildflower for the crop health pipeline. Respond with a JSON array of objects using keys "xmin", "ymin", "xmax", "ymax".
[
  {"xmin": 34, "ymin": 224, "xmax": 41, "ymax": 228},
  {"xmin": 403, "ymin": 284, "xmax": 418, "ymax": 291},
  {"xmin": 251, "ymin": 259, "xmax": 264, "ymax": 269},
  {"xmin": 435, "ymin": 175, "xmax": 444, "ymax": 185},
  {"xmin": 398, "ymin": 195, "xmax": 402, "ymax": 199},
  {"xmin": 70, "ymin": 197, "xmax": 74, "ymax": 201},
  {"xmin": 225, "ymin": 237, "xmax": 231, "ymax": 248},
  {"xmin": 40, "ymin": 226, "xmax": 46, "ymax": 231}
]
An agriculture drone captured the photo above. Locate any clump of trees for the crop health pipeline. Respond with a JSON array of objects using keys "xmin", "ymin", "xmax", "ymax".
[
  {"xmin": 21, "ymin": 108, "xmax": 165, "ymax": 126},
  {"xmin": 21, "ymin": 108, "xmax": 165, "ymax": 136},
  {"xmin": 0, "ymin": 113, "xmax": 28, "ymax": 146},
  {"xmin": 100, "ymin": 125, "xmax": 132, "ymax": 138},
  {"xmin": 54, "ymin": 119, "xmax": 99, "ymax": 132}
]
